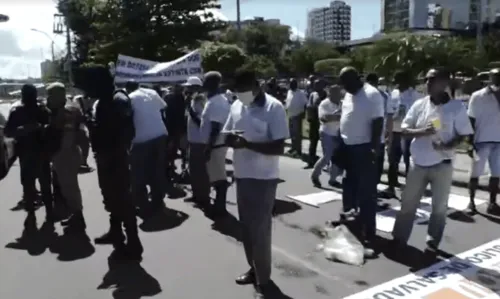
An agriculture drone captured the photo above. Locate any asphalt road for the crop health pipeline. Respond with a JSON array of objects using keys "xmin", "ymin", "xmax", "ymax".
[{"xmin": 1, "ymin": 150, "xmax": 499, "ymax": 299}]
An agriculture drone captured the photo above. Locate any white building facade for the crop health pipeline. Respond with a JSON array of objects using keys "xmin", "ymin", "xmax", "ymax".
[{"xmin": 306, "ymin": 0, "xmax": 351, "ymax": 43}]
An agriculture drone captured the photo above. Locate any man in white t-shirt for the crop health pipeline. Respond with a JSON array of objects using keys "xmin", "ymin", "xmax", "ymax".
[
  {"xmin": 199, "ymin": 71, "xmax": 231, "ymax": 217},
  {"xmin": 467, "ymin": 68, "xmax": 500, "ymax": 215},
  {"xmin": 383, "ymin": 71, "xmax": 423, "ymax": 197},
  {"xmin": 392, "ymin": 69, "xmax": 473, "ymax": 252},
  {"xmin": 339, "ymin": 67, "xmax": 385, "ymax": 249},
  {"xmin": 366, "ymin": 73, "xmax": 396, "ymax": 186},
  {"xmin": 311, "ymin": 85, "xmax": 342, "ymax": 187},
  {"xmin": 285, "ymin": 79, "xmax": 308, "ymax": 157},
  {"xmin": 223, "ymin": 70, "xmax": 289, "ymax": 297},
  {"xmin": 126, "ymin": 80, "xmax": 168, "ymax": 215}
]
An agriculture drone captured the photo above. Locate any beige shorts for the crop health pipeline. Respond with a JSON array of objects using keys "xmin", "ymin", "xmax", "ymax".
[{"xmin": 207, "ymin": 147, "xmax": 228, "ymax": 183}]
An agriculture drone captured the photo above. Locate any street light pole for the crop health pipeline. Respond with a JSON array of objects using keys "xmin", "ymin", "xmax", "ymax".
[
  {"xmin": 236, "ymin": 0, "xmax": 241, "ymax": 31},
  {"xmin": 476, "ymin": 0, "xmax": 484, "ymax": 54},
  {"xmin": 31, "ymin": 29, "xmax": 55, "ymax": 61}
]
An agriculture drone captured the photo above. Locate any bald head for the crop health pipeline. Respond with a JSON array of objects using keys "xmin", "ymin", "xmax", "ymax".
[
  {"xmin": 47, "ymin": 82, "xmax": 67, "ymax": 109},
  {"xmin": 339, "ymin": 67, "xmax": 362, "ymax": 94}
]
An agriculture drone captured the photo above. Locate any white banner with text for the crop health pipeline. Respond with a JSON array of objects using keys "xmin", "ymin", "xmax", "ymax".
[{"xmin": 114, "ymin": 49, "xmax": 203, "ymax": 83}]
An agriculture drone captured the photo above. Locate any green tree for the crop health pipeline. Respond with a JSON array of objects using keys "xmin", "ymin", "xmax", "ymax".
[
  {"xmin": 314, "ymin": 58, "xmax": 351, "ymax": 76},
  {"xmin": 238, "ymin": 55, "xmax": 277, "ymax": 78},
  {"xmin": 58, "ymin": 0, "xmax": 223, "ymax": 65},
  {"xmin": 289, "ymin": 40, "xmax": 340, "ymax": 75},
  {"xmin": 201, "ymin": 42, "xmax": 246, "ymax": 76}
]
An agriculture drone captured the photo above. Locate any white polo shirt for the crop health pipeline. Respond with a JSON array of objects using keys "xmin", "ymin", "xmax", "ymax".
[
  {"xmin": 285, "ymin": 89, "xmax": 308, "ymax": 118},
  {"xmin": 200, "ymin": 94, "xmax": 231, "ymax": 146},
  {"xmin": 391, "ymin": 88, "xmax": 422, "ymax": 132},
  {"xmin": 340, "ymin": 84, "xmax": 385, "ymax": 145},
  {"xmin": 187, "ymin": 98, "xmax": 205, "ymax": 143},
  {"xmin": 129, "ymin": 88, "xmax": 168, "ymax": 144},
  {"xmin": 403, "ymin": 96, "xmax": 473, "ymax": 167},
  {"xmin": 318, "ymin": 98, "xmax": 340, "ymax": 136},
  {"xmin": 223, "ymin": 93, "xmax": 289, "ymax": 180},
  {"xmin": 468, "ymin": 87, "xmax": 500, "ymax": 143}
]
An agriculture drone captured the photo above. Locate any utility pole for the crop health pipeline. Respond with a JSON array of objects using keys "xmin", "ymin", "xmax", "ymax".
[
  {"xmin": 236, "ymin": 0, "xmax": 241, "ymax": 31},
  {"xmin": 476, "ymin": 0, "xmax": 484, "ymax": 54},
  {"xmin": 65, "ymin": 18, "xmax": 73, "ymax": 85}
]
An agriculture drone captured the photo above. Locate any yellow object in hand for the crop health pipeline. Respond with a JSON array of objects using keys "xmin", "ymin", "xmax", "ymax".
[{"xmin": 431, "ymin": 118, "xmax": 441, "ymax": 129}]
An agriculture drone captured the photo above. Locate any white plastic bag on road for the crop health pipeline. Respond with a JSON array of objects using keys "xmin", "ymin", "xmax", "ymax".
[{"xmin": 316, "ymin": 225, "xmax": 364, "ymax": 266}]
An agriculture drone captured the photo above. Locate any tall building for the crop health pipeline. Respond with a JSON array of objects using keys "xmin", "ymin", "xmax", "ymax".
[
  {"xmin": 306, "ymin": 1, "xmax": 351, "ymax": 43},
  {"xmin": 381, "ymin": 0, "xmax": 499, "ymax": 31}
]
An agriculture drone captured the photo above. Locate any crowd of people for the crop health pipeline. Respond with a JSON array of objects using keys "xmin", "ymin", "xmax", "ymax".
[{"xmin": 3, "ymin": 62, "xmax": 500, "ymax": 297}]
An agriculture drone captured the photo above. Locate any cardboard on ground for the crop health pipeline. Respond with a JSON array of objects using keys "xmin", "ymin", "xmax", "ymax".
[
  {"xmin": 376, "ymin": 205, "xmax": 430, "ymax": 233},
  {"xmin": 287, "ymin": 191, "xmax": 342, "ymax": 208}
]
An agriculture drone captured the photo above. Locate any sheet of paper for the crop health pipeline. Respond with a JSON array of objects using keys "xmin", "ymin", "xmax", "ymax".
[
  {"xmin": 376, "ymin": 206, "xmax": 430, "ymax": 233},
  {"xmin": 287, "ymin": 191, "xmax": 342, "ymax": 208}
]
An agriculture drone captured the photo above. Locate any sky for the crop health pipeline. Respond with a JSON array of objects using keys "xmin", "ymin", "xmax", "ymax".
[{"xmin": 0, "ymin": 0, "xmax": 380, "ymax": 79}]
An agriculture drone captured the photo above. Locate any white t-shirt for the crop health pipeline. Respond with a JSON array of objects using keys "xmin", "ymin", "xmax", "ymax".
[
  {"xmin": 285, "ymin": 89, "xmax": 308, "ymax": 118},
  {"xmin": 391, "ymin": 88, "xmax": 423, "ymax": 132},
  {"xmin": 187, "ymin": 99, "xmax": 205, "ymax": 143},
  {"xmin": 403, "ymin": 96, "xmax": 473, "ymax": 167},
  {"xmin": 223, "ymin": 94, "xmax": 289, "ymax": 179},
  {"xmin": 200, "ymin": 94, "xmax": 231, "ymax": 146},
  {"xmin": 340, "ymin": 84, "xmax": 385, "ymax": 145},
  {"xmin": 468, "ymin": 87, "xmax": 500, "ymax": 143},
  {"xmin": 129, "ymin": 88, "xmax": 168, "ymax": 144},
  {"xmin": 318, "ymin": 98, "xmax": 340, "ymax": 136}
]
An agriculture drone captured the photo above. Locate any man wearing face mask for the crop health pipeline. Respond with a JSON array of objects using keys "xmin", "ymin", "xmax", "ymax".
[
  {"xmin": 45, "ymin": 82, "xmax": 86, "ymax": 232},
  {"xmin": 185, "ymin": 76, "xmax": 211, "ymax": 207},
  {"xmin": 5, "ymin": 84, "xmax": 52, "ymax": 219},
  {"xmin": 338, "ymin": 67, "xmax": 384, "ymax": 251},
  {"xmin": 392, "ymin": 68, "xmax": 473, "ymax": 253},
  {"xmin": 467, "ymin": 68, "xmax": 500, "ymax": 215},
  {"xmin": 223, "ymin": 70, "xmax": 289, "ymax": 297}
]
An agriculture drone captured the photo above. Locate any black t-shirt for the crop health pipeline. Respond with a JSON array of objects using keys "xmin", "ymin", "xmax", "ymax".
[
  {"xmin": 164, "ymin": 93, "xmax": 187, "ymax": 135},
  {"xmin": 5, "ymin": 103, "xmax": 50, "ymax": 152}
]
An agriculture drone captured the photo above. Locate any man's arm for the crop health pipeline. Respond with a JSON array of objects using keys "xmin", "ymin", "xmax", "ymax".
[
  {"xmin": 370, "ymin": 93, "xmax": 385, "ymax": 150},
  {"xmin": 467, "ymin": 93, "xmax": 478, "ymax": 147},
  {"xmin": 4, "ymin": 108, "xmax": 35, "ymax": 138},
  {"xmin": 187, "ymin": 97, "xmax": 202, "ymax": 126},
  {"xmin": 442, "ymin": 106, "xmax": 474, "ymax": 149},
  {"xmin": 246, "ymin": 103, "xmax": 289, "ymax": 156}
]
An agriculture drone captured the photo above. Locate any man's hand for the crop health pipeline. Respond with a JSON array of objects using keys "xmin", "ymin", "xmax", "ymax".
[
  {"xmin": 226, "ymin": 133, "xmax": 247, "ymax": 149},
  {"xmin": 419, "ymin": 123, "xmax": 437, "ymax": 136},
  {"xmin": 467, "ymin": 144, "xmax": 476, "ymax": 158}
]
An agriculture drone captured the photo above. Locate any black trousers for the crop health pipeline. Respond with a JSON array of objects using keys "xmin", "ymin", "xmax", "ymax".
[
  {"xmin": 387, "ymin": 132, "xmax": 411, "ymax": 188},
  {"xmin": 19, "ymin": 151, "xmax": 52, "ymax": 211},
  {"xmin": 95, "ymin": 148, "xmax": 141, "ymax": 247},
  {"xmin": 308, "ymin": 120, "xmax": 320, "ymax": 160}
]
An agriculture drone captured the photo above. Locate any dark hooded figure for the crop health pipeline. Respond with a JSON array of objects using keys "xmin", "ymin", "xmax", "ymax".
[
  {"xmin": 5, "ymin": 84, "xmax": 53, "ymax": 219},
  {"xmin": 87, "ymin": 67, "xmax": 143, "ymax": 261}
]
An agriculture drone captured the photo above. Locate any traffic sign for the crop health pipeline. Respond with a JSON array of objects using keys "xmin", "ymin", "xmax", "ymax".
[{"xmin": 0, "ymin": 14, "xmax": 9, "ymax": 22}]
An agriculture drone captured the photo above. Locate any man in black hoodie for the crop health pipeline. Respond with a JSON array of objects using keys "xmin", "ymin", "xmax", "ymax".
[{"xmin": 88, "ymin": 67, "xmax": 143, "ymax": 261}]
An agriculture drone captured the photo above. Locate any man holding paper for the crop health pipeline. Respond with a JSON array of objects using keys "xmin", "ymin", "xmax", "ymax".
[{"xmin": 392, "ymin": 68, "xmax": 473, "ymax": 252}]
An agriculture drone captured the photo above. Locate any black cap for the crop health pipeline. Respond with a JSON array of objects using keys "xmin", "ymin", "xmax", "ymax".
[{"xmin": 490, "ymin": 68, "xmax": 500, "ymax": 75}]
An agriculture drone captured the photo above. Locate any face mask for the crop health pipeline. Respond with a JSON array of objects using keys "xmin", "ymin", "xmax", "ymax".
[{"xmin": 237, "ymin": 91, "xmax": 254, "ymax": 106}]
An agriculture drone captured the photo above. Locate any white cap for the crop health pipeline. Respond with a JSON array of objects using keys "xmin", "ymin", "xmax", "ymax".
[{"xmin": 182, "ymin": 76, "xmax": 202, "ymax": 86}]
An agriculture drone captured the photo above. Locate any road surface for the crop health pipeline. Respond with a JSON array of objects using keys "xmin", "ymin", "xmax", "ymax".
[{"xmin": 1, "ymin": 147, "xmax": 499, "ymax": 299}]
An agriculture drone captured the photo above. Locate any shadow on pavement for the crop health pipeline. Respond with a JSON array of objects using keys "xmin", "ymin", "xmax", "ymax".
[
  {"xmin": 257, "ymin": 280, "xmax": 294, "ymax": 299},
  {"xmin": 5, "ymin": 213, "xmax": 57, "ymax": 256},
  {"xmin": 273, "ymin": 199, "xmax": 302, "ymax": 217},
  {"xmin": 448, "ymin": 210, "xmax": 476, "ymax": 223},
  {"xmin": 139, "ymin": 207, "xmax": 189, "ymax": 232},
  {"xmin": 50, "ymin": 229, "xmax": 95, "ymax": 262},
  {"xmin": 98, "ymin": 256, "xmax": 162, "ymax": 299},
  {"xmin": 10, "ymin": 196, "xmax": 44, "ymax": 212},
  {"xmin": 211, "ymin": 212, "xmax": 242, "ymax": 242}
]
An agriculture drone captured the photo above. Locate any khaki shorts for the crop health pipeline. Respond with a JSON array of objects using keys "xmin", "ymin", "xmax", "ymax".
[{"xmin": 207, "ymin": 147, "xmax": 227, "ymax": 183}]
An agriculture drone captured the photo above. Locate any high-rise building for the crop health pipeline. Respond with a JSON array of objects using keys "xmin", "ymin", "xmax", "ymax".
[
  {"xmin": 381, "ymin": 0, "xmax": 499, "ymax": 31},
  {"xmin": 306, "ymin": 1, "xmax": 351, "ymax": 43}
]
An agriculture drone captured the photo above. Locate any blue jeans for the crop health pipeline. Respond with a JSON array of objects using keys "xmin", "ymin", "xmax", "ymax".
[
  {"xmin": 311, "ymin": 132, "xmax": 339, "ymax": 181},
  {"xmin": 342, "ymin": 143, "xmax": 377, "ymax": 238}
]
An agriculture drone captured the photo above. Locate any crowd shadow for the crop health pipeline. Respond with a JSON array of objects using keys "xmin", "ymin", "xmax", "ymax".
[
  {"xmin": 5, "ymin": 213, "xmax": 95, "ymax": 261},
  {"xmin": 10, "ymin": 196, "xmax": 44, "ymax": 212},
  {"xmin": 5, "ymin": 213, "xmax": 56, "ymax": 256},
  {"xmin": 211, "ymin": 212, "xmax": 242, "ymax": 242},
  {"xmin": 49, "ymin": 228, "xmax": 95, "ymax": 262},
  {"xmin": 139, "ymin": 207, "xmax": 189, "ymax": 232},
  {"xmin": 98, "ymin": 255, "xmax": 162, "ymax": 299}
]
